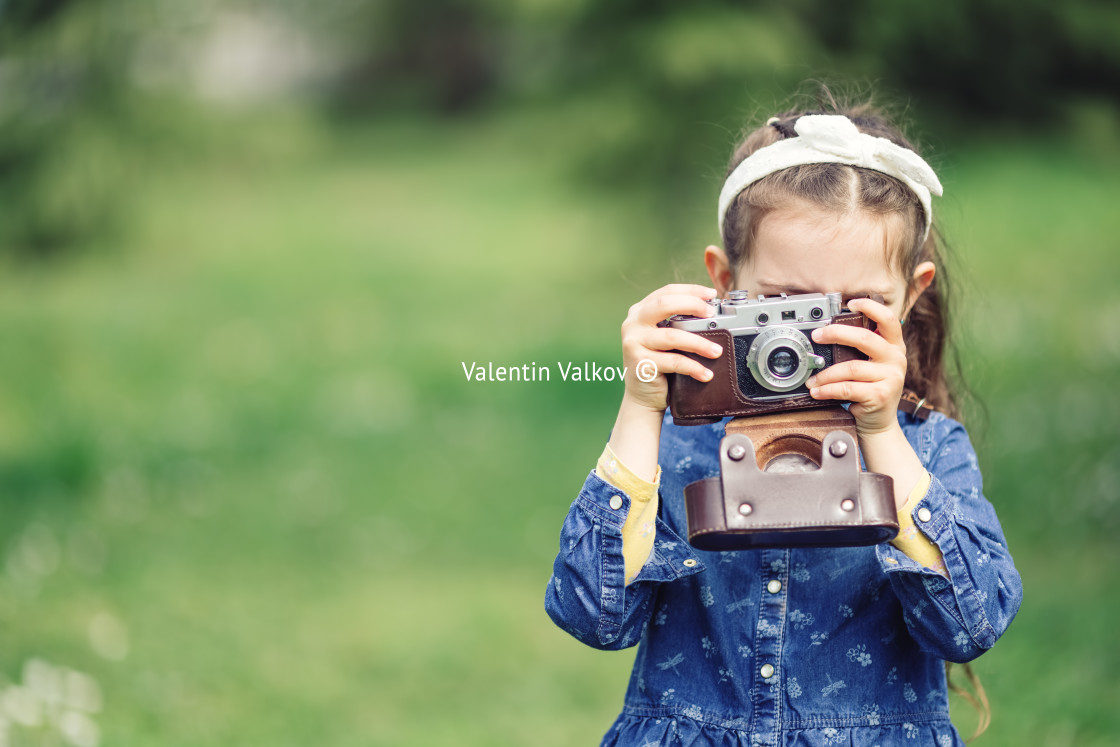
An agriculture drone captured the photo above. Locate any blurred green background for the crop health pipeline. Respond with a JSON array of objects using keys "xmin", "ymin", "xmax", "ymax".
[{"xmin": 1, "ymin": 0, "xmax": 1118, "ymax": 745}]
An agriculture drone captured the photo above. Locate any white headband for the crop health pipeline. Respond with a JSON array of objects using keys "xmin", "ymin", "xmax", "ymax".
[{"xmin": 718, "ymin": 114, "xmax": 943, "ymax": 243}]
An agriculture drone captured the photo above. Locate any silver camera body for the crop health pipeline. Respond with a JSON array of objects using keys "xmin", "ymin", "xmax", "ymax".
[{"xmin": 667, "ymin": 291, "xmax": 845, "ymax": 398}]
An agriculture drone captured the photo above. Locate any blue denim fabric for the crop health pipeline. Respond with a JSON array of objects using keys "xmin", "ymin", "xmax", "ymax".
[{"xmin": 545, "ymin": 409, "xmax": 1022, "ymax": 746}]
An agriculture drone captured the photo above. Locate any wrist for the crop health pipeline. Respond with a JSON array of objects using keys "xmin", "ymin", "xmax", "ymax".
[
  {"xmin": 607, "ymin": 395, "xmax": 666, "ymax": 484},
  {"xmin": 620, "ymin": 391, "xmax": 667, "ymax": 420},
  {"xmin": 856, "ymin": 418, "xmax": 905, "ymax": 443},
  {"xmin": 858, "ymin": 422, "xmax": 925, "ymax": 512}
]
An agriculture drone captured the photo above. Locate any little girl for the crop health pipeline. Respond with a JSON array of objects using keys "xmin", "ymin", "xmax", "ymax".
[{"xmin": 545, "ymin": 94, "xmax": 1023, "ymax": 746}]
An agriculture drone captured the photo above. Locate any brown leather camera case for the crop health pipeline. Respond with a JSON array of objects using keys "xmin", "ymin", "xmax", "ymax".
[{"xmin": 683, "ymin": 408, "xmax": 898, "ymax": 551}]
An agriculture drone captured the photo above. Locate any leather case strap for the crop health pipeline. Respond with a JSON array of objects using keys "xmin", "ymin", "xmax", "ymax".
[{"xmin": 898, "ymin": 389, "xmax": 934, "ymax": 420}]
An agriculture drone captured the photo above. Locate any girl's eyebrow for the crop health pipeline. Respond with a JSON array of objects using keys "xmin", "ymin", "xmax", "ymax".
[{"xmin": 752, "ymin": 282, "xmax": 894, "ymax": 298}]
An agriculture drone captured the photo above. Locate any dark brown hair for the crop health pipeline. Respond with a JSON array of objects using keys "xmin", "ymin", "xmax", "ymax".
[{"xmin": 721, "ymin": 88, "xmax": 960, "ymax": 419}]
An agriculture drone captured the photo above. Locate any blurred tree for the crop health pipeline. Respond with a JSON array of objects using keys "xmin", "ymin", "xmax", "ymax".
[
  {"xmin": 790, "ymin": 0, "xmax": 1120, "ymax": 118},
  {"xmin": 0, "ymin": 0, "xmax": 136, "ymax": 258},
  {"xmin": 325, "ymin": 0, "xmax": 1120, "ymax": 126},
  {"xmin": 314, "ymin": 0, "xmax": 820, "ymax": 219},
  {"xmin": 327, "ymin": 0, "xmax": 501, "ymax": 113},
  {"xmin": 3, "ymin": 0, "xmax": 1116, "ymax": 255},
  {"xmin": 312, "ymin": 0, "xmax": 1118, "ymax": 244}
]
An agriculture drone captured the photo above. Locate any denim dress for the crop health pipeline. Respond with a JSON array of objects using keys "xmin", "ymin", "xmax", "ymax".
[{"xmin": 545, "ymin": 409, "xmax": 1022, "ymax": 746}]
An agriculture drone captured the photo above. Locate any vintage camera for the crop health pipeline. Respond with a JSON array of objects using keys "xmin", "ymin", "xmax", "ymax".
[
  {"xmin": 659, "ymin": 291, "xmax": 897, "ymax": 550},
  {"xmin": 661, "ymin": 291, "xmax": 875, "ymax": 425}
]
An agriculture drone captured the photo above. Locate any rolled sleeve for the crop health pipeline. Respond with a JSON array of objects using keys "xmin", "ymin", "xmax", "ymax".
[
  {"xmin": 545, "ymin": 470, "xmax": 705, "ymax": 650},
  {"xmin": 876, "ymin": 416, "xmax": 1023, "ymax": 662},
  {"xmin": 888, "ymin": 471, "xmax": 948, "ymax": 576},
  {"xmin": 595, "ymin": 444, "xmax": 661, "ymax": 584}
]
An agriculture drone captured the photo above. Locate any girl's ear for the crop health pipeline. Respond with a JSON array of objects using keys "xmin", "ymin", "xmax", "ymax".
[
  {"xmin": 904, "ymin": 261, "xmax": 937, "ymax": 318},
  {"xmin": 704, "ymin": 245, "xmax": 734, "ymax": 297}
]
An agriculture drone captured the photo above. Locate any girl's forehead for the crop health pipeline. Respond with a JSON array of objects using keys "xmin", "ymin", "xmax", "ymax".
[{"xmin": 742, "ymin": 206, "xmax": 907, "ymax": 294}]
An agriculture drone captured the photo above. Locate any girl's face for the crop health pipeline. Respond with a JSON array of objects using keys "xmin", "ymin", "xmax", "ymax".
[{"xmin": 706, "ymin": 201, "xmax": 935, "ymax": 321}]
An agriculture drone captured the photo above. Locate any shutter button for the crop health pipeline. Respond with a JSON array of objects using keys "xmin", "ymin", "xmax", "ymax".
[{"xmin": 917, "ymin": 507, "xmax": 932, "ymax": 523}]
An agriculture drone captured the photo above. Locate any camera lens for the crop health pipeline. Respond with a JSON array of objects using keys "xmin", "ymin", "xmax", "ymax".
[
  {"xmin": 810, "ymin": 306, "xmax": 823, "ymax": 320},
  {"xmin": 746, "ymin": 326, "xmax": 819, "ymax": 392},
  {"xmin": 767, "ymin": 347, "xmax": 797, "ymax": 379}
]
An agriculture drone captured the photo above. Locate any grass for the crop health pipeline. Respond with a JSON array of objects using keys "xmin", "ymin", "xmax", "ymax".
[{"xmin": 0, "ymin": 104, "xmax": 1118, "ymax": 745}]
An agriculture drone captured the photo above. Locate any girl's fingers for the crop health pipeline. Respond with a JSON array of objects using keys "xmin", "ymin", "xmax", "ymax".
[
  {"xmin": 846, "ymin": 297, "xmax": 905, "ymax": 346},
  {"xmin": 638, "ymin": 284, "xmax": 720, "ymax": 310},
  {"xmin": 620, "ymin": 284, "xmax": 721, "ymax": 390},
  {"xmin": 644, "ymin": 350, "xmax": 714, "ymax": 383},
  {"xmin": 808, "ymin": 379, "xmax": 886, "ymax": 404},
  {"xmin": 811, "ymin": 322, "xmax": 899, "ymax": 361},
  {"xmin": 636, "ymin": 326, "xmax": 724, "ymax": 359},
  {"xmin": 647, "ymin": 283, "xmax": 720, "ymax": 299},
  {"xmin": 805, "ymin": 359, "xmax": 889, "ymax": 389},
  {"xmin": 631, "ymin": 291, "xmax": 718, "ymax": 327}
]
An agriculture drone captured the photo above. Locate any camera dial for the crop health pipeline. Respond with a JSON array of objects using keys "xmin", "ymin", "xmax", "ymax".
[{"xmin": 746, "ymin": 326, "xmax": 827, "ymax": 392}]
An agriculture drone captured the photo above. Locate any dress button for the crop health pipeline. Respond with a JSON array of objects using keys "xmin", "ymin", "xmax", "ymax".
[
  {"xmin": 917, "ymin": 507, "xmax": 932, "ymax": 523},
  {"xmin": 609, "ymin": 495, "xmax": 624, "ymax": 510},
  {"xmin": 759, "ymin": 664, "xmax": 775, "ymax": 679},
  {"xmin": 683, "ymin": 559, "xmax": 698, "ymax": 568},
  {"xmin": 767, "ymin": 580, "xmax": 782, "ymax": 594}
]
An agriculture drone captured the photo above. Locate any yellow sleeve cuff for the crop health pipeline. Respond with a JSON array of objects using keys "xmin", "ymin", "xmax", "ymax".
[
  {"xmin": 889, "ymin": 471, "xmax": 948, "ymax": 577},
  {"xmin": 595, "ymin": 444, "xmax": 659, "ymax": 585}
]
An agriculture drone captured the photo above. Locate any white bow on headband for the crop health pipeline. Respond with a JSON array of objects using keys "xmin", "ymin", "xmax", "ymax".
[{"xmin": 717, "ymin": 115, "xmax": 944, "ymax": 242}]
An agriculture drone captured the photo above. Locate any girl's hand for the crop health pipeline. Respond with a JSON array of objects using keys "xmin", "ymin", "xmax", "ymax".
[
  {"xmin": 805, "ymin": 298, "xmax": 907, "ymax": 437},
  {"xmin": 620, "ymin": 284, "xmax": 725, "ymax": 413}
]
